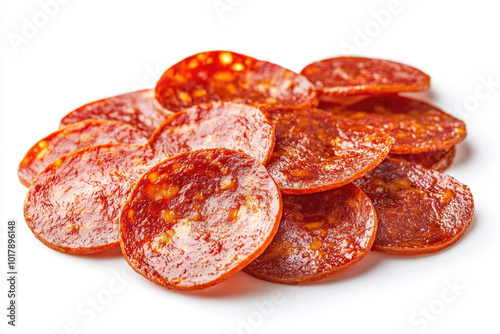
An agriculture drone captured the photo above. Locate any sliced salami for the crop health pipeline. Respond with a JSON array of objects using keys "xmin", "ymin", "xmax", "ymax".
[
  {"xmin": 245, "ymin": 184, "xmax": 376, "ymax": 284},
  {"xmin": 18, "ymin": 120, "xmax": 148, "ymax": 187},
  {"xmin": 323, "ymin": 95, "xmax": 466, "ymax": 154},
  {"xmin": 150, "ymin": 102, "xmax": 275, "ymax": 164},
  {"xmin": 60, "ymin": 89, "xmax": 171, "ymax": 137},
  {"xmin": 354, "ymin": 159, "xmax": 474, "ymax": 255},
  {"xmin": 119, "ymin": 148, "xmax": 282, "ymax": 290},
  {"xmin": 266, "ymin": 107, "xmax": 393, "ymax": 194},
  {"xmin": 388, "ymin": 146, "xmax": 456, "ymax": 172},
  {"xmin": 301, "ymin": 57, "xmax": 430, "ymax": 97},
  {"xmin": 155, "ymin": 51, "xmax": 318, "ymax": 112},
  {"xmin": 24, "ymin": 144, "xmax": 166, "ymax": 254}
]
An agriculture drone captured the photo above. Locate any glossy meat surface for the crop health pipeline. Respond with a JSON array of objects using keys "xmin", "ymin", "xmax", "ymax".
[
  {"xmin": 120, "ymin": 148, "xmax": 282, "ymax": 290},
  {"xmin": 18, "ymin": 120, "xmax": 148, "ymax": 187},
  {"xmin": 354, "ymin": 159, "xmax": 474, "ymax": 254},
  {"xmin": 301, "ymin": 57, "xmax": 430, "ymax": 97},
  {"xmin": 388, "ymin": 146, "xmax": 456, "ymax": 172},
  {"xmin": 150, "ymin": 102, "xmax": 275, "ymax": 164},
  {"xmin": 60, "ymin": 89, "xmax": 171, "ymax": 137},
  {"xmin": 24, "ymin": 144, "xmax": 165, "ymax": 254},
  {"xmin": 155, "ymin": 51, "xmax": 318, "ymax": 112},
  {"xmin": 245, "ymin": 184, "xmax": 376, "ymax": 284},
  {"xmin": 325, "ymin": 95, "xmax": 466, "ymax": 154},
  {"xmin": 266, "ymin": 107, "xmax": 393, "ymax": 194}
]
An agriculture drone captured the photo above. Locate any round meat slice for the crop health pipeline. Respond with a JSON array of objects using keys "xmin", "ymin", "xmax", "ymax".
[
  {"xmin": 318, "ymin": 96, "xmax": 368, "ymax": 110},
  {"xmin": 18, "ymin": 120, "xmax": 149, "ymax": 187},
  {"xmin": 354, "ymin": 159, "xmax": 474, "ymax": 255},
  {"xmin": 301, "ymin": 57, "xmax": 430, "ymax": 97},
  {"xmin": 266, "ymin": 107, "xmax": 393, "ymax": 194},
  {"xmin": 150, "ymin": 102, "xmax": 275, "ymax": 164},
  {"xmin": 24, "ymin": 144, "xmax": 166, "ymax": 254},
  {"xmin": 119, "ymin": 148, "xmax": 282, "ymax": 290},
  {"xmin": 60, "ymin": 89, "xmax": 171, "ymax": 137},
  {"xmin": 323, "ymin": 95, "xmax": 467, "ymax": 154},
  {"xmin": 388, "ymin": 146, "xmax": 456, "ymax": 172},
  {"xmin": 155, "ymin": 50, "xmax": 318, "ymax": 112},
  {"xmin": 244, "ymin": 184, "xmax": 376, "ymax": 284}
]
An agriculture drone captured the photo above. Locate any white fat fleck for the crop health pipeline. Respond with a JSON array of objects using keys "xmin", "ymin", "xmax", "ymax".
[
  {"xmin": 323, "ymin": 163, "xmax": 341, "ymax": 172},
  {"xmin": 170, "ymin": 123, "xmax": 196, "ymax": 135},
  {"xmin": 269, "ymin": 86, "xmax": 280, "ymax": 97},
  {"xmin": 237, "ymin": 203, "xmax": 248, "ymax": 218},
  {"xmin": 203, "ymin": 134, "xmax": 220, "ymax": 145},
  {"xmin": 343, "ymin": 251, "xmax": 354, "ymax": 260},
  {"xmin": 243, "ymin": 195, "xmax": 263, "ymax": 220},
  {"xmin": 220, "ymin": 177, "xmax": 236, "ymax": 190},
  {"xmin": 173, "ymin": 219, "xmax": 191, "ymax": 239},
  {"xmin": 149, "ymin": 232, "xmax": 169, "ymax": 253},
  {"xmin": 240, "ymin": 174, "xmax": 256, "ymax": 188}
]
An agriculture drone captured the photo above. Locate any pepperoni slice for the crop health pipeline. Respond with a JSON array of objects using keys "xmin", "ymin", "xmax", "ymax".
[
  {"xmin": 266, "ymin": 107, "xmax": 393, "ymax": 194},
  {"xmin": 60, "ymin": 89, "xmax": 171, "ymax": 137},
  {"xmin": 24, "ymin": 144, "xmax": 166, "ymax": 254},
  {"xmin": 18, "ymin": 120, "xmax": 149, "ymax": 187},
  {"xmin": 354, "ymin": 159, "xmax": 474, "ymax": 255},
  {"xmin": 244, "ymin": 184, "xmax": 376, "ymax": 284},
  {"xmin": 388, "ymin": 146, "xmax": 456, "ymax": 172},
  {"xmin": 155, "ymin": 51, "xmax": 318, "ymax": 112},
  {"xmin": 317, "ymin": 96, "xmax": 368, "ymax": 110},
  {"xmin": 301, "ymin": 57, "xmax": 430, "ymax": 97},
  {"xmin": 119, "ymin": 149, "xmax": 282, "ymax": 290},
  {"xmin": 323, "ymin": 95, "xmax": 467, "ymax": 154},
  {"xmin": 150, "ymin": 102, "xmax": 275, "ymax": 165}
]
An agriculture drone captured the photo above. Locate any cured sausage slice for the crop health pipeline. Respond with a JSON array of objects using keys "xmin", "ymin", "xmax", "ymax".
[
  {"xmin": 244, "ymin": 184, "xmax": 376, "ymax": 284},
  {"xmin": 18, "ymin": 120, "xmax": 149, "ymax": 187},
  {"xmin": 354, "ymin": 159, "xmax": 474, "ymax": 255},
  {"xmin": 60, "ymin": 89, "xmax": 171, "ymax": 137},
  {"xmin": 301, "ymin": 57, "xmax": 430, "ymax": 97},
  {"xmin": 266, "ymin": 107, "xmax": 393, "ymax": 194},
  {"xmin": 150, "ymin": 102, "xmax": 275, "ymax": 164},
  {"xmin": 388, "ymin": 146, "xmax": 456, "ymax": 172},
  {"xmin": 323, "ymin": 95, "xmax": 467, "ymax": 154},
  {"xmin": 317, "ymin": 96, "xmax": 368, "ymax": 110},
  {"xmin": 155, "ymin": 51, "xmax": 318, "ymax": 112},
  {"xmin": 119, "ymin": 148, "xmax": 282, "ymax": 290},
  {"xmin": 23, "ymin": 144, "xmax": 166, "ymax": 254}
]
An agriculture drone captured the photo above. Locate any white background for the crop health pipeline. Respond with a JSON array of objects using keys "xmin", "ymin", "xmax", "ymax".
[{"xmin": 1, "ymin": 1, "xmax": 499, "ymax": 333}]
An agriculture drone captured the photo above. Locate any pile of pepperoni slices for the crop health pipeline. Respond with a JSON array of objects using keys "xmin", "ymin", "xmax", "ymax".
[{"xmin": 20, "ymin": 51, "xmax": 474, "ymax": 290}]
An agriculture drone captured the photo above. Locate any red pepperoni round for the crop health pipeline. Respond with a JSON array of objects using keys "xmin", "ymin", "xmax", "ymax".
[
  {"xmin": 155, "ymin": 51, "xmax": 318, "ymax": 112},
  {"xmin": 301, "ymin": 57, "xmax": 430, "ymax": 97},
  {"xmin": 354, "ymin": 159, "xmax": 474, "ymax": 255},
  {"xmin": 266, "ymin": 107, "xmax": 393, "ymax": 194},
  {"xmin": 60, "ymin": 89, "xmax": 171, "ymax": 137},
  {"xmin": 244, "ymin": 184, "xmax": 376, "ymax": 284},
  {"xmin": 323, "ymin": 95, "xmax": 467, "ymax": 154},
  {"xmin": 317, "ymin": 96, "xmax": 368, "ymax": 110},
  {"xmin": 388, "ymin": 146, "xmax": 456, "ymax": 172},
  {"xmin": 150, "ymin": 102, "xmax": 275, "ymax": 165},
  {"xmin": 18, "ymin": 120, "xmax": 149, "ymax": 187},
  {"xmin": 24, "ymin": 144, "xmax": 166, "ymax": 254},
  {"xmin": 119, "ymin": 148, "xmax": 282, "ymax": 290}
]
